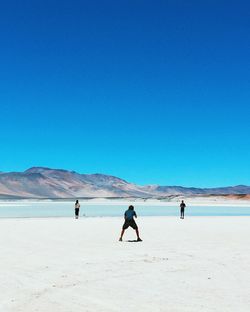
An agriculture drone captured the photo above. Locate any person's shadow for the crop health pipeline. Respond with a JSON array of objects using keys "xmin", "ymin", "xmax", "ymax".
[{"xmin": 126, "ymin": 240, "xmax": 142, "ymax": 242}]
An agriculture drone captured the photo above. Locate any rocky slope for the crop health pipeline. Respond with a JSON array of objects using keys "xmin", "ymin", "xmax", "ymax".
[{"xmin": 0, "ymin": 167, "xmax": 249, "ymax": 198}]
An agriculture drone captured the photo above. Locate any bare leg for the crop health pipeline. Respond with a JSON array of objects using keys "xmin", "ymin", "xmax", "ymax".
[
  {"xmin": 135, "ymin": 228, "xmax": 142, "ymax": 241},
  {"xmin": 136, "ymin": 228, "xmax": 140, "ymax": 239},
  {"xmin": 119, "ymin": 229, "xmax": 125, "ymax": 241}
]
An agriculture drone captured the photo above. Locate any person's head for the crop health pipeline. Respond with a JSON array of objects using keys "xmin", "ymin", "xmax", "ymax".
[
  {"xmin": 181, "ymin": 200, "xmax": 184, "ymax": 203},
  {"xmin": 76, "ymin": 200, "xmax": 79, "ymax": 204},
  {"xmin": 128, "ymin": 205, "xmax": 134, "ymax": 210}
]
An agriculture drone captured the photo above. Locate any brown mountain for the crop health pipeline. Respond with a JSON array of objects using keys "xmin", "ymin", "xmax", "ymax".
[{"xmin": 0, "ymin": 167, "xmax": 249, "ymax": 199}]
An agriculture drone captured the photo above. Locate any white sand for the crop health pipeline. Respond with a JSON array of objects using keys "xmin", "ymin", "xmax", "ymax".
[{"xmin": 0, "ymin": 217, "xmax": 250, "ymax": 312}]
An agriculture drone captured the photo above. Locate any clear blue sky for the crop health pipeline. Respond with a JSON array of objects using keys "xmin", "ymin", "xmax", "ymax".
[{"xmin": 0, "ymin": 0, "xmax": 249, "ymax": 187}]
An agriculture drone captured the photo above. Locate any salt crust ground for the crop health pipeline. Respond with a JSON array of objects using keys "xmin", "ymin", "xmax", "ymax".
[{"xmin": 0, "ymin": 217, "xmax": 250, "ymax": 312}]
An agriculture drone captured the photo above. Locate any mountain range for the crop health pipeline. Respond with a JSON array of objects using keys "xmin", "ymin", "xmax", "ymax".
[{"xmin": 0, "ymin": 167, "xmax": 249, "ymax": 199}]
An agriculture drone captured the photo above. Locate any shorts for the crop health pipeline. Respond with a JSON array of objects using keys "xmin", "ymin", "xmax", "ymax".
[
  {"xmin": 75, "ymin": 208, "xmax": 79, "ymax": 216},
  {"xmin": 122, "ymin": 219, "xmax": 138, "ymax": 230}
]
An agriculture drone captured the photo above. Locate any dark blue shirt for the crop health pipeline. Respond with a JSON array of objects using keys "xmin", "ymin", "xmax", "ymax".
[{"xmin": 124, "ymin": 209, "xmax": 137, "ymax": 220}]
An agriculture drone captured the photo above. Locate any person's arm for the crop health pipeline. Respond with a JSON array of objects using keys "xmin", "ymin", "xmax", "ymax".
[{"xmin": 134, "ymin": 211, "xmax": 137, "ymax": 218}]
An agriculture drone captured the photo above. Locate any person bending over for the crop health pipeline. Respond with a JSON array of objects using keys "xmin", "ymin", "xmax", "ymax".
[{"xmin": 119, "ymin": 205, "xmax": 142, "ymax": 241}]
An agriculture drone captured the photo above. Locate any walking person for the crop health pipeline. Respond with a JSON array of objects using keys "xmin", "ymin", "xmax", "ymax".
[
  {"xmin": 180, "ymin": 200, "xmax": 186, "ymax": 219},
  {"xmin": 75, "ymin": 200, "xmax": 80, "ymax": 219},
  {"xmin": 119, "ymin": 205, "xmax": 142, "ymax": 242}
]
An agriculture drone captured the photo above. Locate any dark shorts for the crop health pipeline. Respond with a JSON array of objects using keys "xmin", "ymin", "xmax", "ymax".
[
  {"xmin": 75, "ymin": 208, "xmax": 79, "ymax": 216},
  {"xmin": 122, "ymin": 219, "xmax": 138, "ymax": 230}
]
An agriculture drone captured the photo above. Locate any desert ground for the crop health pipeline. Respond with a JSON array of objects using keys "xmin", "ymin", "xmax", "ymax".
[{"xmin": 0, "ymin": 216, "xmax": 250, "ymax": 312}]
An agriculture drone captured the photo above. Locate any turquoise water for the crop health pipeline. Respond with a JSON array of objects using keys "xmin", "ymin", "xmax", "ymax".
[{"xmin": 0, "ymin": 202, "xmax": 250, "ymax": 217}]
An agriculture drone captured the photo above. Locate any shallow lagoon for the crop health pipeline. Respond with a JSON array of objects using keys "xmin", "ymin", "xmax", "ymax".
[{"xmin": 1, "ymin": 201, "xmax": 250, "ymax": 218}]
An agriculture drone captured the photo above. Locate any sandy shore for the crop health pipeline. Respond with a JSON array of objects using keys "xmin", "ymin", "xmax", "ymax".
[{"xmin": 1, "ymin": 217, "xmax": 250, "ymax": 312}]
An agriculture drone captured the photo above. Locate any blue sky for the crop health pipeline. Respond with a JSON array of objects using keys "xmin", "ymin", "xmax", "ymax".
[{"xmin": 0, "ymin": 0, "xmax": 249, "ymax": 187}]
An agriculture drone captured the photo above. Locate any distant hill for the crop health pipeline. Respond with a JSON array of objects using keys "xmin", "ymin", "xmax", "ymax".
[{"xmin": 0, "ymin": 167, "xmax": 249, "ymax": 198}]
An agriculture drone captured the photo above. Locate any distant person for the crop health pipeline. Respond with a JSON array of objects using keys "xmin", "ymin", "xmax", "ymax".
[
  {"xmin": 180, "ymin": 200, "xmax": 186, "ymax": 219},
  {"xmin": 119, "ymin": 205, "xmax": 142, "ymax": 242},
  {"xmin": 75, "ymin": 200, "xmax": 80, "ymax": 219}
]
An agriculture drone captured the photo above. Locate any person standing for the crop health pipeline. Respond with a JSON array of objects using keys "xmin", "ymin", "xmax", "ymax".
[
  {"xmin": 75, "ymin": 200, "xmax": 80, "ymax": 219},
  {"xmin": 180, "ymin": 200, "xmax": 186, "ymax": 219},
  {"xmin": 119, "ymin": 205, "xmax": 142, "ymax": 242}
]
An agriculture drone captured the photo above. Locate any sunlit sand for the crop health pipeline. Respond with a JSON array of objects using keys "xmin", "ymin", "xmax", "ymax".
[{"xmin": 0, "ymin": 217, "xmax": 250, "ymax": 311}]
